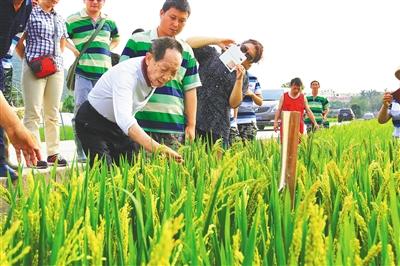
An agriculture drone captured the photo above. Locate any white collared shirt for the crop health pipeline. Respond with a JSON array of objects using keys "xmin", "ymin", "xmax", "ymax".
[{"xmin": 88, "ymin": 57, "xmax": 154, "ymax": 135}]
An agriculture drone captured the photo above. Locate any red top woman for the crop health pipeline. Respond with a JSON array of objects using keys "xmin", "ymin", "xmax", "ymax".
[{"xmin": 274, "ymin": 77, "xmax": 318, "ymax": 139}]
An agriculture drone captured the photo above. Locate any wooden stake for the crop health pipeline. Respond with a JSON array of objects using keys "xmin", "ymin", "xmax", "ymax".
[{"xmin": 279, "ymin": 111, "xmax": 300, "ymax": 207}]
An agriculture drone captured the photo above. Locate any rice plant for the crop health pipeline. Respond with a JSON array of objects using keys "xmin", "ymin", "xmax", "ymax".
[{"xmin": 0, "ymin": 120, "xmax": 399, "ymax": 265}]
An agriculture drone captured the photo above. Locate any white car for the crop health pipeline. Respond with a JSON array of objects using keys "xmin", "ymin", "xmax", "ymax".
[{"xmin": 362, "ymin": 112, "xmax": 374, "ymax": 120}]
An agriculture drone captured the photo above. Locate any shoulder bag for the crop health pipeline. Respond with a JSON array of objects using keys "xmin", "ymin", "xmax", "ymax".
[{"xmin": 66, "ymin": 18, "xmax": 106, "ymax": 91}]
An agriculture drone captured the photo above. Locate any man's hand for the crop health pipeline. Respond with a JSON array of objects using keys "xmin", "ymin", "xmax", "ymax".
[
  {"xmin": 245, "ymin": 90, "xmax": 254, "ymax": 97},
  {"xmin": 383, "ymin": 92, "xmax": 393, "ymax": 107},
  {"xmin": 216, "ymin": 38, "xmax": 235, "ymax": 50},
  {"xmin": 7, "ymin": 125, "xmax": 41, "ymax": 166},
  {"xmin": 273, "ymin": 121, "xmax": 279, "ymax": 132},
  {"xmin": 235, "ymin": 64, "xmax": 245, "ymax": 81},
  {"xmin": 161, "ymin": 145, "xmax": 183, "ymax": 163},
  {"xmin": 185, "ymin": 125, "xmax": 195, "ymax": 142}
]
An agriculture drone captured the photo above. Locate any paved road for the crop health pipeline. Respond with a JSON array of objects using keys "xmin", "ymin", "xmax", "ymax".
[
  {"xmin": 256, "ymin": 128, "xmax": 279, "ymax": 140},
  {"xmin": 7, "ymin": 128, "xmax": 277, "ymax": 166}
]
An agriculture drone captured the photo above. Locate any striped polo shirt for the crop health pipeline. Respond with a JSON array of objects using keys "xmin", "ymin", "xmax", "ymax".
[
  {"xmin": 120, "ymin": 29, "xmax": 202, "ymax": 134},
  {"xmin": 304, "ymin": 95, "xmax": 329, "ymax": 124},
  {"xmin": 237, "ymin": 74, "xmax": 262, "ymax": 124},
  {"xmin": 66, "ymin": 9, "xmax": 119, "ymax": 80}
]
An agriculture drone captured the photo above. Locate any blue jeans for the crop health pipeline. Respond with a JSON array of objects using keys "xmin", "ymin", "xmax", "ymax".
[
  {"xmin": 74, "ymin": 74, "xmax": 98, "ymax": 109},
  {"xmin": 73, "ymin": 75, "xmax": 98, "ymax": 159}
]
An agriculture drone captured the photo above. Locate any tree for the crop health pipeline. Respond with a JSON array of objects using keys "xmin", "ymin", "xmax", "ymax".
[
  {"xmin": 281, "ymin": 82, "xmax": 290, "ymax": 88},
  {"xmin": 351, "ymin": 104, "xmax": 362, "ymax": 118}
]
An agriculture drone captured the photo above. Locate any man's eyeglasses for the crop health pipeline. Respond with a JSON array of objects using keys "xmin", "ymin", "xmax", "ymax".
[{"xmin": 240, "ymin": 44, "xmax": 254, "ymax": 63}]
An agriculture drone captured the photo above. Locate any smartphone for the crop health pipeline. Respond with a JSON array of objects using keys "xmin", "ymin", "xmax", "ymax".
[
  {"xmin": 219, "ymin": 45, "xmax": 246, "ymax": 72},
  {"xmin": 392, "ymin": 88, "xmax": 400, "ymax": 102}
]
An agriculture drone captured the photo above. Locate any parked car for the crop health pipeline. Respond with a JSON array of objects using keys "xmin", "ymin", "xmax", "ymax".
[
  {"xmin": 362, "ymin": 112, "xmax": 375, "ymax": 120},
  {"xmin": 328, "ymin": 108, "xmax": 340, "ymax": 118},
  {"xmin": 255, "ymin": 89, "xmax": 284, "ymax": 130},
  {"xmin": 338, "ymin": 108, "xmax": 355, "ymax": 122}
]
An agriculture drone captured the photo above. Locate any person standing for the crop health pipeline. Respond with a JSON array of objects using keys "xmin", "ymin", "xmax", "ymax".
[
  {"xmin": 66, "ymin": 0, "xmax": 119, "ymax": 162},
  {"xmin": 186, "ymin": 37, "xmax": 264, "ymax": 147},
  {"xmin": 16, "ymin": 0, "xmax": 68, "ymax": 169},
  {"xmin": 0, "ymin": 0, "xmax": 34, "ymax": 178},
  {"xmin": 75, "ymin": 37, "xmax": 183, "ymax": 166},
  {"xmin": 236, "ymin": 73, "xmax": 263, "ymax": 141},
  {"xmin": 377, "ymin": 68, "xmax": 400, "ymax": 138},
  {"xmin": 120, "ymin": 0, "xmax": 201, "ymax": 149},
  {"xmin": 304, "ymin": 80, "xmax": 330, "ymax": 132},
  {"xmin": 274, "ymin": 77, "xmax": 319, "ymax": 140}
]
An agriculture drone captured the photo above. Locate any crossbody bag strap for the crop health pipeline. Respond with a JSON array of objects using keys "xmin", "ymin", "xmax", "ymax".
[
  {"xmin": 75, "ymin": 18, "xmax": 106, "ymax": 62},
  {"xmin": 52, "ymin": 13, "xmax": 59, "ymax": 56}
]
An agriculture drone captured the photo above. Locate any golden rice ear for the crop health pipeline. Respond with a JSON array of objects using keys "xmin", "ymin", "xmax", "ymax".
[{"xmin": 395, "ymin": 66, "xmax": 400, "ymax": 80}]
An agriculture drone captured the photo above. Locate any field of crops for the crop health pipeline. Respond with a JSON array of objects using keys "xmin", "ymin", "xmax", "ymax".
[{"xmin": 0, "ymin": 120, "xmax": 399, "ymax": 265}]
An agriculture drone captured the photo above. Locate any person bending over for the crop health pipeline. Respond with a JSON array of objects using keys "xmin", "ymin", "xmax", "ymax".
[{"xmin": 75, "ymin": 37, "xmax": 183, "ymax": 166}]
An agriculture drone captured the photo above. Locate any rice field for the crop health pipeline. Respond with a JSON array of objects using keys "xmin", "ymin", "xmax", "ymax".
[{"xmin": 0, "ymin": 120, "xmax": 399, "ymax": 265}]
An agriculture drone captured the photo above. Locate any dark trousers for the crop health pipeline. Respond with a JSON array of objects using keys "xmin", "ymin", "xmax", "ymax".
[
  {"xmin": 0, "ymin": 60, "xmax": 6, "ymax": 165},
  {"xmin": 196, "ymin": 128, "xmax": 228, "ymax": 149},
  {"xmin": 75, "ymin": 101, "xmax": 139, "ymax": 166},
  {"xmin": 0, "ymin": 128, "xmax": 5, "ymax": 165}
]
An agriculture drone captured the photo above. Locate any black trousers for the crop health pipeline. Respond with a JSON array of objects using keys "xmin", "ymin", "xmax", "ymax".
[
  {"xmin": 75, "ymin": 101, "xmax": 139, "ymax": 166},
  {"xmin": 196, "ymin": 128, "xmax": 228, "ymax": 149},
  {"xmin": 0, "ymin": 61, "xmax": 6, "ymax": 165}
]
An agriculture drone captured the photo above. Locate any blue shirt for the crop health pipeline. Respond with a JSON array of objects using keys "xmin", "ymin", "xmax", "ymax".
[
  {"xmin": 237, "ymin": 74, "xmax": 262, "ymax": 124},
  {"xmin": 0, "ymin": 0, "xmax": 32, "ymax": 58}
]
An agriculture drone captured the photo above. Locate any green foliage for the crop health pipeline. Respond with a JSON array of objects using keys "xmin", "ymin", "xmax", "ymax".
[
  {"xmin": 351, "ymin": 103, "xmax": 362, "ymax": 118},
  {"xmin": 61, "ymin": 94, "xmax": 75, "ymax": 113},
  {"xmin": 350, "ymin": 89, "xmax": 382, "ymax": 114},
  {"xmin": 39, "ymin": 126, "xmax": 74, "ymax": 141}
]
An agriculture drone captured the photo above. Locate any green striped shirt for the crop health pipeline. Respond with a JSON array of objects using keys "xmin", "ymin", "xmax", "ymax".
[
  {"xmin": 305, "ymin": 95, "xmax": 329, "ymax": 124},
  {"xmin": 120, "ymin": 29, "xmax": 202, "ymax": 133},
  {"xmin": 66, "ymin": 9, "xmax": 119, "ymax": 80}
]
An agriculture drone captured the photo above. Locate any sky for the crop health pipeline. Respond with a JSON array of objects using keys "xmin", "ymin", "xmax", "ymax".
[{"xmin": 56, "ymin": 0, "xmax": 400, "ymax": 93}]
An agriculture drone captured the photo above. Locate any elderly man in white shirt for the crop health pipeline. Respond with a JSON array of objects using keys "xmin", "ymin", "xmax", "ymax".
[{"xmin": 75, "ymin": 37, "xmax": 183, "ymax": 165}]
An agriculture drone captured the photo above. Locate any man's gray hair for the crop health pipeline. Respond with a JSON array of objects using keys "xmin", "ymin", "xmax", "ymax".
[{"xmin": 151, "ymin": 37, "xmax": 183, "ymax": 61}]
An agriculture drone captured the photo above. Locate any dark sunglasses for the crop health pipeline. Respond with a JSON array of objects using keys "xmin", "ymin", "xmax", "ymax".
[{"xmin": 239, "ymin": 44, "xmax": 254, "ymax": 63}]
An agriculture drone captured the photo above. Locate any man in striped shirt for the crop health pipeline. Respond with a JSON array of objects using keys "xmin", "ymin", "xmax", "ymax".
[
  {"xmin": 66, "ymin": 0, "xmax": 119, "ymax": 162},
  {"xmin": 304, "ymin": 80, "xmax": 330, "ymax": 132},
  {"xmin": 120, "ymin": 0, "xmax": 201, "ymax": 149},
  {"xmin": 236, "ymin": 73, "xmax": 263, "ymax": 141}
]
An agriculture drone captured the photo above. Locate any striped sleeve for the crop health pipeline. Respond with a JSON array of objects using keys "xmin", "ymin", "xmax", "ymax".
[
  {"xmin": 120, "ymin": 35, "xmax": 151, "ymax": 62},
  {"xmin": 108, "ymin": 19, "xmax": 119, "ymax": 39},
  {"xmin": 254, "ymin": 78, "xmax": 262, "ymax": 94},
  {"xmin": 180, "ymin": 43, "xmax": 201, "ymax": 91}
]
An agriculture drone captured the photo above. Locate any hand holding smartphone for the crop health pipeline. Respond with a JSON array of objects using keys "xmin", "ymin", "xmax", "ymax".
[
  {"xmin": 392, "ymin": 88, "xmax": 400, "ymax": 102},
  {"xmin": 219, "ymin": 45, "xmax": 246, "ymax": 72}
]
